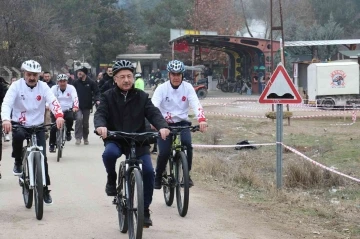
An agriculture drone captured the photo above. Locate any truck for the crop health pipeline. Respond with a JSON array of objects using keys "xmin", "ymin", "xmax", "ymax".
[{"xmin": 306, "ymin": 62, "xmax": 360, "ymax": 108}]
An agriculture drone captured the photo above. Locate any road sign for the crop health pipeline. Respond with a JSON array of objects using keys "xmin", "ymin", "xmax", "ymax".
[{"xmin": 259, "ymin": 63, "xmax": 302, "ymax": 104}]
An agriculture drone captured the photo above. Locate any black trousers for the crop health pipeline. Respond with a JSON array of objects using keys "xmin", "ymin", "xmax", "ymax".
[{"xmin": 49, "ymin": 111, "xmax": 74, "ymax": 146}]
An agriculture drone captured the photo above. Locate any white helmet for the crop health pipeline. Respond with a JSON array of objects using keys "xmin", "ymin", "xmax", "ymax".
[
  {"xmin": 21, "ymin": 60, "xmax": 42, "ymax": 73},
  {"xmin": 135, "ymin": 73, "xmax": 141, "ymax": 78},
  {"xmin": 57, "ymin": 74, "xmax": 68, "ymax": 81}
]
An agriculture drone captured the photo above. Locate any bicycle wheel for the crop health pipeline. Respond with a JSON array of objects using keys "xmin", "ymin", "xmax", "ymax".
[
  {"xmin": 175, "ymin": 151, "xmax": 190, "ymax": 217},
  {"xmin": 34, "ymin": 152, "xmax": 44, "ymax": 220},
  {"xmin": 56, "ymin": 129, "xmax": 63, "ymax": 162},
  {"xmin": 22, "ymin": 149, "xmax": 33, "ymax": 209},
  {"xmin": 117, "ymin": 161, "xmax": 128, "ymax": 233},
  {"xmin": 162, "ymin": 159, "xmax": 174, "ymax": 206},
  {"xmin": 127, "ymin": 168, "xmax": 144, "ymax": 239}
]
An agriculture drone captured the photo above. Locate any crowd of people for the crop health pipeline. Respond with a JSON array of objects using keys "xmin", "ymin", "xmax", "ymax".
[{"xmin": 0, "ymin": 58, "xmax": 208, "ymax": 228}]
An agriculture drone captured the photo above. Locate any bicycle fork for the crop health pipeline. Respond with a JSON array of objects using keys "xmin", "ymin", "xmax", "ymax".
[{"xmin": 19, "ymin": 148, "xmax": 46, "ymax": 189}]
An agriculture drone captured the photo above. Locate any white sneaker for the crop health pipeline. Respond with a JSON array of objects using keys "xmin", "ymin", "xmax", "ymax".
[{"xmin": 4, "ymin": 134, "xmax": 10, "ymax": 142}]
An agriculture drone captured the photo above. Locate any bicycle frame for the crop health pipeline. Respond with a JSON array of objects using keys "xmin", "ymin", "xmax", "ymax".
[{"xmin": 20, "ymin": 132, "xmax": 46, "ymax": 188}]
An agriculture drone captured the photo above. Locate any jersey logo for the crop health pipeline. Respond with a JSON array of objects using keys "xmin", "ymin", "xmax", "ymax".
[
  {"xmin": 165, "ymin": 112, "xmax": 174, "ymax": 123},
  {"xmin": 36, "ymin": 95, "xmax": 42, "ymax": 101},
  {"xmin": 67, "ymin": 93, "xmax": 70, "ymax": 97},
  {"xmin": 182, "ymin": 96, "xmax": 186, "ymax": 101},
  {"xmin": 19, "ymin": 111, "xmax": 26, "ymax": 125}
]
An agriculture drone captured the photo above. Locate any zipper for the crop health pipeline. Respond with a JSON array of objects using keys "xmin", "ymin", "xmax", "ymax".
[{"xmin": 121, "ymin": 91, "xmax": 128, "ymax": 102}]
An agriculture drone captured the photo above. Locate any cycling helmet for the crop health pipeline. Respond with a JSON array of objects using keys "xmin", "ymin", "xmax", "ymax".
[
  {"xmin": 167, "ymin": 60, "xmax": 185, "ymax": 73},
  {"xmin": 112, "ymin": 60, "xmax": 135, "ymax": 75},
  {"xmin": 57, "ymin": 74, "xmax": 68, "ymax": 81},
  {"xmin": 21, "ymin": 60, "xmax": 42, "ymax": 73},
  {"xmin": 135, "ymin": 73, "xmax": 141, "ymax": 78}
]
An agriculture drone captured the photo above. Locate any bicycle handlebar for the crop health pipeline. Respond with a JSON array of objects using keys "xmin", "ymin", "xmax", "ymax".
[
  {"xmin": 94, "ymin": 130, "xmax": 159, "ymax": 140},
  {"xmin": 168, "ymin": 125, "xmax": 200, "ymax": 134},
  {"xmin": 12, "ymin": 123, "xmax": 55, "ymax": 130}
]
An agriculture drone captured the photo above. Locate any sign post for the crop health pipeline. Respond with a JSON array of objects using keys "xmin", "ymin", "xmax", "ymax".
[{"xmin": 259, "ymin": 63, "xmax": 302, "ymax": 188}]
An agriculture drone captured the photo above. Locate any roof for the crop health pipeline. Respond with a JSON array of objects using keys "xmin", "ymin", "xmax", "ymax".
[
  {"xmin": 339, "ymin": 50, "xmax": 360, "ymax": 58},
  {"xmin": 310, "ymin": 62, "xmax": 358, "ymax": 66},
  {"xmin": 285, "ymin": 39, "xmax": 360, "ymax": 47},
  {"xmin": 116, "ymin": 54, "xmax": 162, "ymax": 60}
]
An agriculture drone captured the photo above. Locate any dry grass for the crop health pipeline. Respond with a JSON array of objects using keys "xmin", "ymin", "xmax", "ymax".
[{"xmin": 190, "ymin": 115, "xmax": 360, "ymax": 237}]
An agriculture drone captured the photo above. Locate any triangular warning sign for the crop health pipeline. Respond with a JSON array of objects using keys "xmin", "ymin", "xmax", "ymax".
[{"xmin": 259, "ymin": 63, "xmax": 302, "ymax": 104}]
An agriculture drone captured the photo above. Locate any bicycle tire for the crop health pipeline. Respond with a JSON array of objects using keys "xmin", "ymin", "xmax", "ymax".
[
  {"xmin": 22, "ymin": 151, "xmax": 33, "ymax": 209},
  {"xmin": 175, "ymin": 151, "xmax": 190, "ymax": 217},
  {"xmin": 56, "ymin": 129, "xmax": 63, "ymax": 162},
  {"xmin": 127, "ymin": 168, "xmax": 144, "ymax": 239},
  {"xmin": 117, "ymin": 161, "xmax": 128, "ymax": 233},
  {"xmin": 34, "ymin": 152, "xmax": 44, "ymax": 220},
  {"xmin": 162, "ymin": 159, "xmax": 174, "ymax": 206}
]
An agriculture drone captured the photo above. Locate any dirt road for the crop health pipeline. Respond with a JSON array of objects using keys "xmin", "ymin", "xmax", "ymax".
[{"xmin": 0, "ymin": 116, "xmax": 299, "ymax": 239}]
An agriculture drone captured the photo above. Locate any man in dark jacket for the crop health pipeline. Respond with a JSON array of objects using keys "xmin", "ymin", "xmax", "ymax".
[
  {"xmin": 100, "ymin": 76, "xmax": 116, "ymax": 93},
  {"xmin": 43, "ymin": 71, "xmax": 56, "ymax": 88},
  {"xmin": 73, "ymin": 67, "xmax": 100, "ymax": 145},
  {"xmin": 94, "ymin": 60, "xmax": 170, "ymax": 228},
  {"xmin": 99, "ymin": 67, "xmax": 113, "ymax": 89}
]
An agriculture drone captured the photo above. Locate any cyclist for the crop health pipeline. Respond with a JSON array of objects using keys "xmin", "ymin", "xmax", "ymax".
[
  {"xmin": 134, "ymin": 73, "xmax": 144, "ymax": 91},
  {"xmin": 151, "ymin": 59, "xmax": 208, "ymax": 189},
  {"xmin": 1, "ymin": 60, "xmax": 64, "ymax": 204},
  {"xmin": 49, "ymin": 74, "xmax": 79, "ymax": 152},
  {"xmin": 94, "ymin": 59, "xmax": 170, "ymax": 227}
]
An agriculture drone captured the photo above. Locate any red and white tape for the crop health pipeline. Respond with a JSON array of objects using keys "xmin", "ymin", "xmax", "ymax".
[
  {"xmin": 206, "ymin": 111, "xmax": 355, "ymax": 119},
  {"xmin": 330, "ymin": 111, "xmax": 357, "ymax": 126},
  {"xmin": 192, "ymin": 143, "xmax": 276, "ymax": 148},
  {"xmin": 192, "ymin": 142, "xmax": 360, "ymax": 183},
  {"xmin": 281, "ymin": 143, "xmax": 360, "ymax": 183},
  {"xmin": 205, "ymin": 111, "xmax": 267, "ymax": 118}
]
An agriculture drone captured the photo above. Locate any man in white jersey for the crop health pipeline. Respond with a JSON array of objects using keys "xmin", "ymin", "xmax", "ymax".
[
  {"xmin": 1, "ymin": 60, "xmax": 64, "ymax": 204},
  {"xmin": 49, "ymin": 74, "xmax": 79, "ymax": 152},
  {"xmin": 151, "ymin": 60, "xmax": 207, "ymax": 189}
]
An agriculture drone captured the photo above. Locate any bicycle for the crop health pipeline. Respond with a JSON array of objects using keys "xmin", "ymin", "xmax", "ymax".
[
  {"xmin": 55, "ymin": 109, "xmax": 72, "ymax": 162},
  {"xmin": 162, "ymin": 125, "xmax": 200, "ymax": 217},
  {"xmin": 13, "ymin": 123, "xmax": 55, "ymax": 220},
  {"xmin": 95, "ymin": 130, "xmax": 158, "ymax": 239}
]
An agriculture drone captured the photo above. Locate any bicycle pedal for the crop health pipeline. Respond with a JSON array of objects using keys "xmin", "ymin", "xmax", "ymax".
[{"xmin": 112, "ymin": 197, "xmax": 117, "ymax": 205}]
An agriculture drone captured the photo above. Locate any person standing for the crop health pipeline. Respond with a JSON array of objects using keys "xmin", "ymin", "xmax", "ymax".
[
  {"xmin": 73, "ymin": 67, "xmax": 100, "ymax": 145},
  {"xmin": 43, "ymin": 71, "xmax": 56, "ymax": 139}
]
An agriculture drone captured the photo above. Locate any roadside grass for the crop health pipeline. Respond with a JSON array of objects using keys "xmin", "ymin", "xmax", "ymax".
[{"xmin": 191, "ymin": 115, "xmax": 360, "ymax": 237}]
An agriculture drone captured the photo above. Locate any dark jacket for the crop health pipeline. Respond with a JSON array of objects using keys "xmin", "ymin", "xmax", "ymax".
[
  {"xmin": 99, "ymin": 73, "xmax": 113, "ymax": 89},
  {"xmin": 100, "ymin": 78, "xmax": 116, "ymax": 93},
  {"xmin": 94, "ymin": 87, "xmax": 168, "ymax": 156},
  {"xmin": 45, "ymin": 80, "xmax": 56, "ymax": 88},
  {"xmin": 73, "ymin": 77, "xmax": 100, "ymax": 110},
  {"xmin": 0, "ymin": 82, "xmax": 8, "ymax": 109}
]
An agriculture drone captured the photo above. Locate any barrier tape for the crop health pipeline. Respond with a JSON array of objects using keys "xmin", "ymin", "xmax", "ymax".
[
  {"xmin": 281, "ymin": 143, "xmax": 360, "ymax": 183},
  {"xmin": 206, "ymin": 111, "xmax": 267, "ymax": 118},
  {"xmin": 330, "ymin": 111, "xmax": 357, "ymax": 126},
  {"xmin": 192, "ymin": 142, "xmax": 360, "ymax": 183},
  {"xmin": 206, "ymin": 111, "xmax": 354, "ymax": 119},
  {"xmin": 203, "ymin": 101, "xmax": 360, "ymax": 112},
  {"xmin": 192, "ymin": 143, "xmax": 276, "ymax": 148}
]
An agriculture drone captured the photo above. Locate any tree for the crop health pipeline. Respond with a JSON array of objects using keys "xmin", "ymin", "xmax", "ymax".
[
  {"xmin": 140, "ymin": 0, "xmax": 193, "ymax": 53},
  {"xmin": 0, "ymin": 0, "xmax": 70, "ymax": 68},
  {"xmin": 90, "ymin": 7, "xmax": 131, "ymax": 68}
]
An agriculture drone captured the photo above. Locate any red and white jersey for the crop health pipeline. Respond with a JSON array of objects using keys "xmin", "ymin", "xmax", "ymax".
[
  {"xmin": 51, "ymin": 85, "xmax": 79, "ymax": 111},
  {"xmin": 1, "ymin": 78, "xmax": 64, "ymax": 126},
  {"xmin": 151, "ymin": 81, "xmax": 206, "ymax": 124}
]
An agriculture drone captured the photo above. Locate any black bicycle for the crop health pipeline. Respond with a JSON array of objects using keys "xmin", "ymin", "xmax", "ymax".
[
  {"xmin": 55, "ymin": 109, "xmax": 72, "ymax": 162},
  {"xmin": 162, "ymin": 125, "xmax": 200, "ymax": 217},
  {"xmin": 95, "ymin": 130, "xmax": 158, "ymax": 239},
  {"xmin": 14, "ymin": 123, "xmax": 55, "ymax": 220}
]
